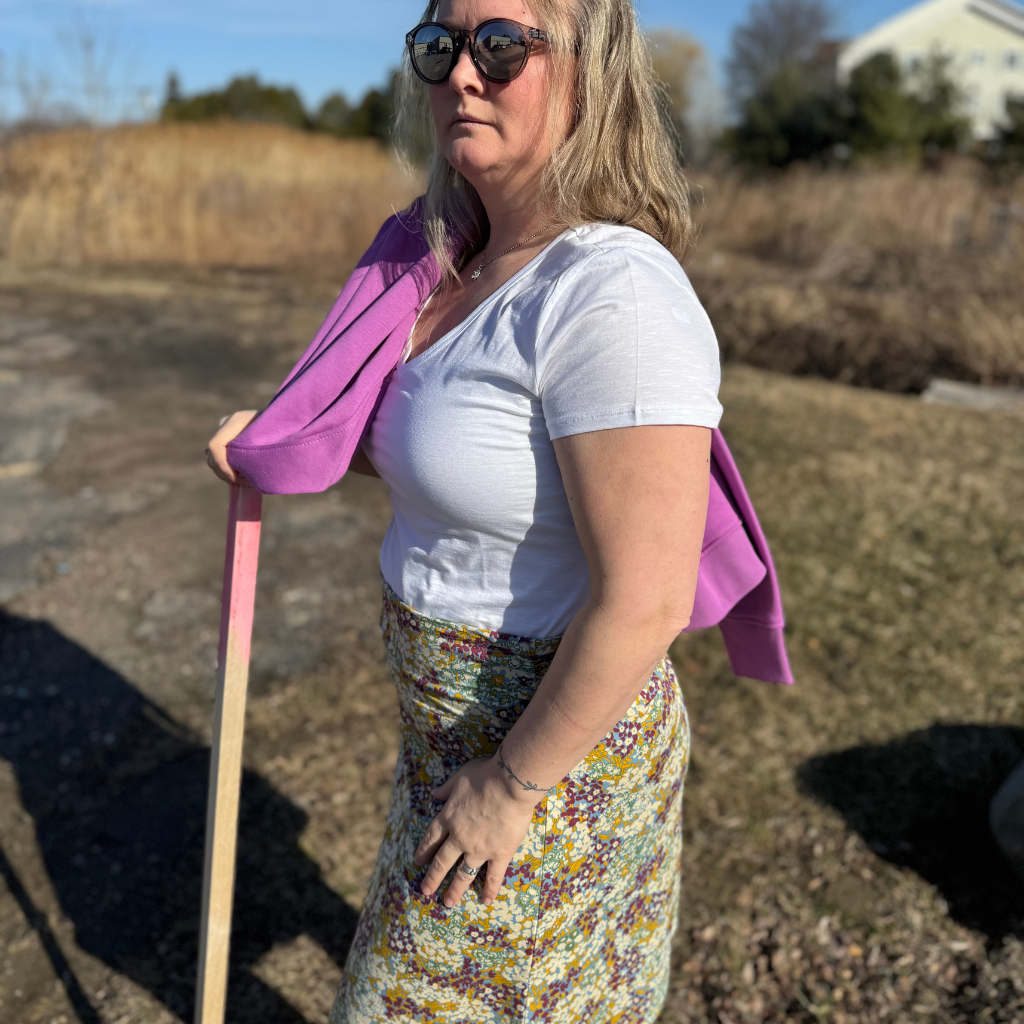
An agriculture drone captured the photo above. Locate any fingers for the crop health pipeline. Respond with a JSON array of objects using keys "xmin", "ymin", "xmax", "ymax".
[
  {"xmin": 413, "ymin": 817, "xmax": 447, "ymax": 867},
  {"xmin": 206, "ymin": 444, "xmax": 238, "ymax": 484},
  {"xmin": 443, "ymin": 857, "xmax": 484, "ymax": 908},
  {"xmin": 413, "ymin": 758, "xmax": 527, "ymax": 908},
  {"xmin": 480, "ymin": 858, "xmax": 509, "ymax": 905},
  {"xmin": 205, "ymin": 409, "xmax": 260, "ymax": 485},
  {"xmin": 420, "ymin": 837, "xmax": 462, "ymax": 897},
  {"xmin": 414, "ymin": 768, "xmax": 457, "ymax": 867},
  {"xmin": 431, "ymin": 775, "xmax": 456, "ymax": 800}
]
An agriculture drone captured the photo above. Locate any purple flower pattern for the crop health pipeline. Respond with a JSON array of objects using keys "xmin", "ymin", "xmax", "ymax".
[{"xmin": 329, "ymin": 581, "xmax": 689, "ymax": 1023}]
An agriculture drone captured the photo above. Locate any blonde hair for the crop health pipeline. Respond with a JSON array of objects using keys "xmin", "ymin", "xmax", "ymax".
[{"xmin": 393, "ymin": 0, "xmax": 694, "ymax": 281}]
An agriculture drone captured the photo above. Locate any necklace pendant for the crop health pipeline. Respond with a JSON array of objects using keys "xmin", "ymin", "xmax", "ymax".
[{"xmin": 471, "ymin": 266, "xmax": 482, "ymax": 280}]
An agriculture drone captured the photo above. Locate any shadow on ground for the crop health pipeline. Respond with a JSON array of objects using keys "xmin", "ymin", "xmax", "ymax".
[
  {"xmin": 798, "ymin": 723, "xmax": 1024, "ymax": 941},
  {"xmin": 0, "ymin": 612, "xmax": 357, "ymax": 1023}
]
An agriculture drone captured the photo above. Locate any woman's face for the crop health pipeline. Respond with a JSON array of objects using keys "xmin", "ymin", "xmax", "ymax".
[{"xmin": 427, "ymin": 0, "xmax": 566, "ymax": 197}]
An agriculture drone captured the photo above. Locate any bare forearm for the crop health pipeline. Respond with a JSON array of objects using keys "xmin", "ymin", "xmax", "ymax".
[{"xmin": 494, "ymin": 597, "xmax": 686, "ymax": 797}]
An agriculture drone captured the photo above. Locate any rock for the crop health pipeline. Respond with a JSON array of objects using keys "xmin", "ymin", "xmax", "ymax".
[
  {"xmin": 922, "ymin": 379, "xmax": 1024, "ymax": 414},
  {"xmin": 991, "ymin": 759, "xmax": 1024, "ymax": 878}
]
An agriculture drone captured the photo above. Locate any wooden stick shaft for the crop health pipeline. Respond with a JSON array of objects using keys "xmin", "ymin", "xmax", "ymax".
[{"xmin": 195, "ymin": 481, "xmax": 263, "ymax": 1024}]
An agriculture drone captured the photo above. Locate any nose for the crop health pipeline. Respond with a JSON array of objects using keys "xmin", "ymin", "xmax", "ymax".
[{"xmin": 448, "ymin": 39, "xmax": 485, "ymax": 94}]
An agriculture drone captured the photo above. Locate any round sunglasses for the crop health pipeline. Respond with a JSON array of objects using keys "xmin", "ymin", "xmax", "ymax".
[{"xmin": 405, "ymin": 19, "xmax": 548, "ymax": 85}]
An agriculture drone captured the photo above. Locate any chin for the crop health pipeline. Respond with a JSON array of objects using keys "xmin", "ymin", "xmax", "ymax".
[{"xmin": 443, "ymin": 138, "xmax": 498, "ymax": 180}]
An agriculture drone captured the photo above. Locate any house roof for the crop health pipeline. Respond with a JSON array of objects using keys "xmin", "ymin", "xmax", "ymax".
[
  {"xmin": 968, "ymin": 0, "xmax": 1024, "ymax": 34},
  {"xmin": 844, "ymin": 0, "xmax": 1024, "ymax": 50}
]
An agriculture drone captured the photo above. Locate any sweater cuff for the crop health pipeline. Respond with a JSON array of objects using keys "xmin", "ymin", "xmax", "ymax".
[{"xmin": 718, "ymin": 617, "xmax": 794, "ymax": 685}]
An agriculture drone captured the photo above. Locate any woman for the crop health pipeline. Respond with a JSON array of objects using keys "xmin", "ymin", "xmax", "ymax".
[{"xmin": 206, "ymin": 0, "xmax": 723, "ymax": 1019}]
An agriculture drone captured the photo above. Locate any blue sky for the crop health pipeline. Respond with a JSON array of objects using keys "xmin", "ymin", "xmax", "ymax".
[{"xmin": 1, "ymin": 0, "xmax": 922, "ymax": 119}]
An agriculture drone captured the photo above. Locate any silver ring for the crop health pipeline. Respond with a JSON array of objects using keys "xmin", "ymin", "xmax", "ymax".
[{"xmin": 458, "ymin": 862, "xmax": 479, "ymax": 877}]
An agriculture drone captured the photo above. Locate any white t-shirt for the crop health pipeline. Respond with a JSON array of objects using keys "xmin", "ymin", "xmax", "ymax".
[{"xmin": 363, "ymin": 222, "xmax": 723, "ymax": 638}]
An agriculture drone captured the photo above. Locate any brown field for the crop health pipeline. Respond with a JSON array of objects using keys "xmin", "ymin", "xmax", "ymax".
[
  {"xmin": 0, "ymin": 126, "xmax": 1022, "ymax": 1024},
  {"xmin": 0, "ymin": 124, "xmax": 420, "ymax": 272},
  {"xmin": 1, "ymin": 125, "xmax": 1022, "ymax": 390},
  {"xmin": 687, "ymin": 162, "xmax": 1024, "ymax": 391}
]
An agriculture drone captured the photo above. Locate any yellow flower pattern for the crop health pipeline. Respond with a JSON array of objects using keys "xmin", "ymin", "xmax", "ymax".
[{"xmin": 329, "ymin": 581, "xmax": 690, "ymax": 1023}]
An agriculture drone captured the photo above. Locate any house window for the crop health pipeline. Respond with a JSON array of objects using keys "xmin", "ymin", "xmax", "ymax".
[
  {"xmin": 1006, "ymin": 51, "xmax": 1022, "ymax": 70},
  {"xmin": 970, "ymin": 50, "xmax": 986, "ymax": 66}
]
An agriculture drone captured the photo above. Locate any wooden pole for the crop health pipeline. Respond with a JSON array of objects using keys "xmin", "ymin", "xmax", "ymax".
[{"xmin": 195, "ymin": 481, "xmax": 263, "ymax": 1024}]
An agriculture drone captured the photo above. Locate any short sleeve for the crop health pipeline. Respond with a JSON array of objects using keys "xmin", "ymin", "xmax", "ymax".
[{"xmin": 535, "ymin": 236, "xmax": 722, "ymax": 439}]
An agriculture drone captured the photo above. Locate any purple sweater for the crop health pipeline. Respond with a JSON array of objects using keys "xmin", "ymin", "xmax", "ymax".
[{"xmin": 228, "ymin": 204, "xmax": 793, "ymax": 685}]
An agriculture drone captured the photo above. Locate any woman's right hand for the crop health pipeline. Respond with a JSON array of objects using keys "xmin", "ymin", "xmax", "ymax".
[{"xmin": 205, "ymin": 410, "xmax": 260, "ymax": 485}]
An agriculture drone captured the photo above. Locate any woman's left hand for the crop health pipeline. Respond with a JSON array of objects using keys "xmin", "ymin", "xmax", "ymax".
[{"xmin": 414, "ymin": 756, "xmax": 541, "ymax": 907}]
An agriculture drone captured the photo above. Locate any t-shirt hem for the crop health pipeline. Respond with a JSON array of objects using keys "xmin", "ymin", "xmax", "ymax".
[
  {"xmin": 546, "ymin": 405, "xmax": 724, "ymax": 440},
  {"xmin": 377, "ymin": 569, "xmax": 572, "ymax": 641}
]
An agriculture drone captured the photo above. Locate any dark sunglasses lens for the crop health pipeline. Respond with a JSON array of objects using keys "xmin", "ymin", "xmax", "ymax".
[
  {"xmin": 411, "ymin": 25, "xmax": 456, "ymax": 81},
  {"xmin": 473, "ymin": 21, "xmax": 529, "ymax": 81}
]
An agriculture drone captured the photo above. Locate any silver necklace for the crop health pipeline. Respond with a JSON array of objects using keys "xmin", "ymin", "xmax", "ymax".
[{"xmin": 470, "ymin": 229, "xmax": 546, "ymax": 280}]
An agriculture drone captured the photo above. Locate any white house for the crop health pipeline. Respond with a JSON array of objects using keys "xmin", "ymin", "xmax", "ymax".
[{"xmin": 837, "ymin": 0, "xmax": 1024, "ymax": 137}]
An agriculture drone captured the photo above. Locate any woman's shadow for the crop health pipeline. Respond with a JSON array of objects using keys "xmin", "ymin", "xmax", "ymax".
[
  {"xmin": 0, "ymin": 611, "xmax": 358, "ymax": 1024},
  {"xmin": 798, "ymin": 722, "xmax": 1024, "ymax": 942}
]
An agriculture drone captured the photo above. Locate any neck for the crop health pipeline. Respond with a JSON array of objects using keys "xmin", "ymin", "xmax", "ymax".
[{"xmin": 474, "ymin": 169, "xmax": 553, "ymax": 258}]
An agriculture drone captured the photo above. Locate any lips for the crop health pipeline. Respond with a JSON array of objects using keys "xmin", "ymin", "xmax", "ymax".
[{"xmin": 451, "ymin": 114, "xmax": 489, "ymax": 127}]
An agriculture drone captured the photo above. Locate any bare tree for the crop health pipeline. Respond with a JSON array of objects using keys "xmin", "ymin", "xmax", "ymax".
[
  {"xmin": 646, "ymin": 29, "xmax": 707, "ymax": 160},
  {"xmin": 58, "ymin": 20, "xmax": 119, "ymax": 124},
  {"xmin": 648, "ymin": 30, "xmax": 705, "ymax": 125},
  {"xmin": 726, "ymin": 0, "xmax": 836, "ymax": 105},
  {"xmin": 0, "ymin": 53, "xmax": 8, "ymax": 125},
  {"xmin": 16, "ymin": 55, "xmax": 56, "ymax": 123}
]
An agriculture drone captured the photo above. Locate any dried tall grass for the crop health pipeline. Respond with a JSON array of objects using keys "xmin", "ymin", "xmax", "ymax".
[
  {"xmin": 1, "ymin": 125, "xmax": 1021, "ymax": 389},
  {"xmin": 0, "ymin": 123, "xmax": 421, "ymax": 270},
  {"xmin": 688, "ymin": 161, "xmax": 1024, "ymax": 390},
  {"xmin": 693, "ymin": 161, "xmax": 1021, "ymax": 265}
]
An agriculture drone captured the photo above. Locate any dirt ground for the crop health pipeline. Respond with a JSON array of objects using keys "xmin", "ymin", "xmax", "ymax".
[{"xmin": 0, "ymin": 262, "xmax": 1022, "ymax": 1024}]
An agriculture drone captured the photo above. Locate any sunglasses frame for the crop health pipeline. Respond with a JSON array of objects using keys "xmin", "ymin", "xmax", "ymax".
[{"xmin": 405, "ymin": 19, "xmax": 549, "ymax": 85}]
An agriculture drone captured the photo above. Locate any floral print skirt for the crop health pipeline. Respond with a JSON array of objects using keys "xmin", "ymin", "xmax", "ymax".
[{"xmin": 329, "ymin": 581, "xmax": 690, "ymax": 1024}]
